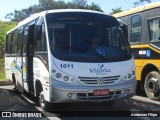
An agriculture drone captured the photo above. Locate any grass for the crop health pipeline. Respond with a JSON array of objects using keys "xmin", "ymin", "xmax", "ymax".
[{"xmin": 0, "ymin": 58, "xmax": 7, "ymax": 80}]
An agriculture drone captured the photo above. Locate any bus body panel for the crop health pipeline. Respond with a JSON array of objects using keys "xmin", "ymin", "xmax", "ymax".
[
  {"xmin": 49, "ymin": 56, "xmax": 136, "ymax": 103},
  {"xmin": 50, "ymin": 78, "xmax": 136, "ymax": 103},
  {"xmin": 5, "ymin": 56, "xmax": 24, "ymax": 92},
  {"xmin": 5, "ymin": 56, "xmax": 14, "ymax": 81},
  {"xmin": 131, "ymin": 44, "xmax": 160, "ymax": 81},
  {"xmin": 22, "ymin": 56, "xmax": 29, "ymax": 92},
  {"xmin": 33, "ymin": 57, "xmax": 50, "ymax": 101},
  {"xmin": 16, "ymin": 56, "xmax": 24, "ymax": 92},
  {"xmin": 53, "ymin": 57, "xmax": 135, "ymax": 78}
]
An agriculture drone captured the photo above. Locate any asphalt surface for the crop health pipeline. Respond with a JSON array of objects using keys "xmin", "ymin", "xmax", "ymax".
[
  {"xmin": 0, "ymin": 85, "xmax": 48, "ymax": 120},
  {"xmin": 0, "ymin": 85, "xmax": 160, "ymax": 120}
]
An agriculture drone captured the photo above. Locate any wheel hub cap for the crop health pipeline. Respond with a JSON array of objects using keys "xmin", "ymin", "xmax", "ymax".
[{"xmin": 147, "ymin": 77, "xmax": 158, "ymax": 93}]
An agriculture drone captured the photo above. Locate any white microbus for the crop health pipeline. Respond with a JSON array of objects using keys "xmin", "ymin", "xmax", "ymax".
[{"xmin": 5, "ymin": 9, "xmax": 136, "ymax": 110}]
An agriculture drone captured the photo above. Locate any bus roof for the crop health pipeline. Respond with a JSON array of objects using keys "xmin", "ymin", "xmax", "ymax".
[
  {"xmin": 7, "ymin": 9, "xmax": 108, "ymax": 34},
  {"xmin": 113, "ymin": 2, "xmax": 160, "ymax": 18},
  {"xmin": 19, "ymin": 9, "xmax": 108, "ymax": 25}
]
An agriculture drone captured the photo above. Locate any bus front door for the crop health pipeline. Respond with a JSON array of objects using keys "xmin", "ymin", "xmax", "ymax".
[
  {"xmin": 22, "ymin": 24, "xmax": 34, "ymax": 93},
  {"xmin": 26, "ymin": 24, "xmax": 35, "ymax": 92}
]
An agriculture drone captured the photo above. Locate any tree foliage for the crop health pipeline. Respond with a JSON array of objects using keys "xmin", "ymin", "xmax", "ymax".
[
  {"xmin": 73, "ymin": 0, "xmax": 87, "ymax": 7},
  {"xmin": 134, "ymin": 0, "xmax": 151, "ymax": 7},
  {"xmin": 0, "ymin": 22, "xmax": 17, "ymax": 57},
  {"xmin": 5, "ymin": 0, "xmax": 103, "ymax": 22},
  {"xmin": 86, "ymin": 2, "xmax": 103, "ymax": 12},
  {"xmin": 110, "ymin": 7, "xmax": 123, "ymax": 15}
]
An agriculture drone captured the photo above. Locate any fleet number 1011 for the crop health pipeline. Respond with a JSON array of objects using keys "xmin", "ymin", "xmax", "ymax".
[{"xmin": 60, "ymin": 64, "xmax": 74, "ymax": 68}]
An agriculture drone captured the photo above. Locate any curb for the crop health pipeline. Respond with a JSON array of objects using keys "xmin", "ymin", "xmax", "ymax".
[{"xmin": 0, "ymin": 80, "xmax": 13, "ymax": 86}]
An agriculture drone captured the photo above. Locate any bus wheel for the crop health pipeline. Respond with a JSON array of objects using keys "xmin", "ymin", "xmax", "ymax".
[
  {"xmin": 39, "ymin": 91, "xmax": 50, "ymax": 111},
  {"xmin": 14, "ymin": 82, "xmax": 18, "ymax": 91},
  {"xmin": 12, "ymin": 74, "xmax": 17, "ymax": 91},
  {"xmin": 144, "ymin": 71, "xmax": 160, "ymax": 100}
]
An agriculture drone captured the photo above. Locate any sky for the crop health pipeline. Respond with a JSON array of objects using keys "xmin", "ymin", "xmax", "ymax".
[{"xmin": 0, "ymin": 0, "xmax": 160, "ymax": 21}]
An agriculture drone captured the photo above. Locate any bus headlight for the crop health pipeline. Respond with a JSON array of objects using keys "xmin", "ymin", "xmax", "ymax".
[
  {"xmin": 55, "ymin": 73, "xmax": 62, "ymax": 78},
  {"xmin": 63, "ymin": 76, "xmax": 69, "ymax": 81},
  {"xmin": 128, "ymin": 73, "xmax": 131, "ymax": 79},
  {"xmin": 132, "ymin": 70, "xmax": 135, "ymax": 76},
  {"xmin": 71, "ymin": 78, "xmax": 75, "ymax": 82},
  {"xmin": 52, "ymin": 69, "xmax": 76, "ymax": 83},
  {"xmin": 123, "ymin": 68, "xmax": 135, "ymax": 81},
  {"xmin": 52, "ymin": 69, "xmax": 56, "ymax": 73}
]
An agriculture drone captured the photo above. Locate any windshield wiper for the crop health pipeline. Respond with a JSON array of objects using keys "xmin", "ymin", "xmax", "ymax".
[
  {"xmin": 55, "ymin": 45, "xmax": 106, "ymax": 59},
  {"xmin": 54, "ymin": 45, "xmax": 87, "ymax": 53},
  {"xmin": 85, "ymin": 39, "xmax": 106, "ymax": 45}
]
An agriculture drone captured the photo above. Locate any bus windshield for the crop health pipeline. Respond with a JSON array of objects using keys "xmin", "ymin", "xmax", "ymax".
[{"xmin": 46, "ymin": 12, "xmax": 132, "ymax": 62}]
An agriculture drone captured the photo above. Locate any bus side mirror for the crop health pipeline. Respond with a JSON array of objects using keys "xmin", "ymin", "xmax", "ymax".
[
  {"xmin": 28, "ymin": 24, "xmax": 35, "ymax": 40},
  {"xmin": 122, "ymin": 25, "xmax": 128, "ymax": 39},
  {"xmin": 36, "ymin": 25, "xmax": 42, "ymax": 40}
]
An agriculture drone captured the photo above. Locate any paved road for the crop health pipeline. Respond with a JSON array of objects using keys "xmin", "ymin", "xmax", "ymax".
[{"xmin": 0, "ymin": 85, "xmax": 160, "ymax": 120}]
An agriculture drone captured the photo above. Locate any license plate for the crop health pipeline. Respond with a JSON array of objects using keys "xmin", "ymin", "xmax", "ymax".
[{"xmin": 93, "ymin": 89, "xmax": 109, "ymax": 96}]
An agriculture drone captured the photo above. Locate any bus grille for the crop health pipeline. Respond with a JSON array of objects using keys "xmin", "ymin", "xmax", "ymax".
[{"xmin": 78, "ymin": 75, "xmax": 120, "ymax": 85}]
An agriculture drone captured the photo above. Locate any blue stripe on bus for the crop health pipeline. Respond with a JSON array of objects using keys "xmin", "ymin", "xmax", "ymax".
[{"xmin": 10, "ymin": 59, "xmax": 26, "ymax": 79}]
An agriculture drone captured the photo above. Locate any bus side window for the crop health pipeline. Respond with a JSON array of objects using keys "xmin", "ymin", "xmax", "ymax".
[
  {"xmin": 11, "ymin": 33, "xmax": 15, "ymax": 54},
  {"xmin": 130, "ymin": 15, "xmax": 141, "ymax": 43},
  {"xmin": 17, "ymin": 27, "xmax": 23, "ymax": 55},
  {"xmin": 6, "ymin": 35, "xmax": 9, "ymax": 54},
  {"xmin": 23, "ymin": 26, "xmax": 29, "ymax": 54},
  {"xmin": 6, "ymin": 33, "xmax": 12, "ymax": 54},
  {"xmin": 12, "ymin": 30, "xmax": 18, "ymax": 54},
  {"xmin": 35, "ymin": 22, "xmax": 47, "ymax": 53},
  {"xmin": 148, "ymin": 18, "xmax": 160, "ymax": 42},
  {"xmin": 28, "ymin": 23, "xmax": 35, "ymax": 56},
  {"xmin": 35, "ymin": 21, "xmax": 48, "ymax": 64}
]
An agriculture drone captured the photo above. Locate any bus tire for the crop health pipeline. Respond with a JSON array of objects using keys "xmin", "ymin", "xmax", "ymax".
[
  {"xmin": 144, "ymin": 71, "xmax": 160, "ymax": 101},
  {"xmin": 39, "ymin": 91, "xmax": 50, "ymax": 111},
  {"xmin": 12, "ymin": 74, "xmax": 17, "ymax": 91}
]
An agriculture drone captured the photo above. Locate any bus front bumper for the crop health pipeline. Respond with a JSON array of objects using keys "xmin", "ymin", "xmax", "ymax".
[{"xmin": 50, "ymin": 78, "xmax": 137, "ymax": 103}]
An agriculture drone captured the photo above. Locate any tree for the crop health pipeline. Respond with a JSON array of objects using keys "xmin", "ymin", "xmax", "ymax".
[
  {"xmin": 5, "ymin": 8, "xmax": 33, "ymax": 22},
  {"xmin": 67, "ymin": 0, "xmax": 87, "ymax": 9},
  {"xmin": 0, "ymin": 22, "xmax": 17, "ymax": 57},
  {"xmin": 134, "ymin": 0, "xmax": 151, "ymax": 7},
  {"xmin": 39, "ymin": 0, "xmax": 55, "ymax": 10},
  {"xmin": 54, "ymin": 1, "xmax": 67, "ymax": 9},
  {"xmin": 5, "ymin": 0, "xmax": 103, "ymax": 22},
  {"xmin": 86, "ymin": 2, "xmax": 103, "ymax": 12},
  {"xmin": 110, "ymin": 7, "xmax": 123, "ymax": 15},
  {"xmin": 73, "ymin": 0, "xmax": 87, "ymax": 7}
]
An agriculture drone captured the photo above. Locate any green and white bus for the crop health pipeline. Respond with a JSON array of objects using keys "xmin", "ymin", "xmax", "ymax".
[{"xmin": 5, "ymin": 9, "xmax": 136, "ymax": 110}]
